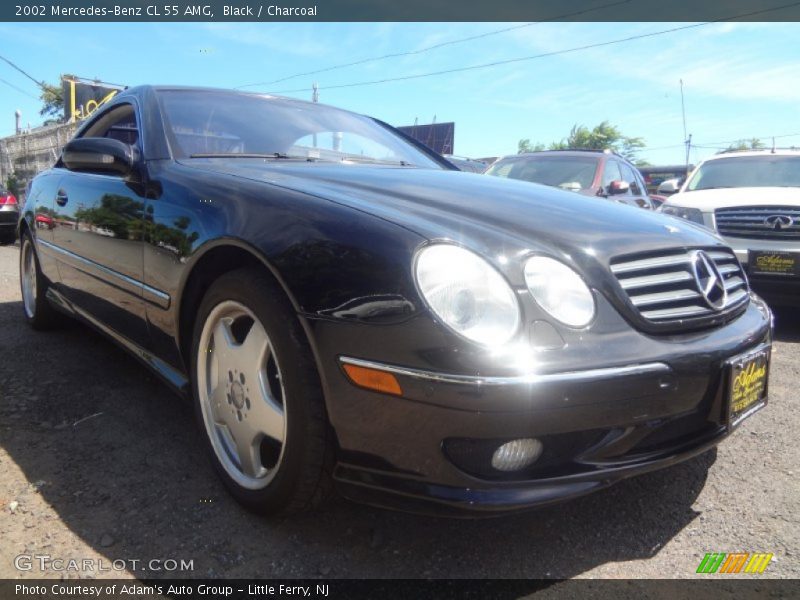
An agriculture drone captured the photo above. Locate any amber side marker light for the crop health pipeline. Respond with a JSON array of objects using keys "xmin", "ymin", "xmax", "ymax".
[{"xmin": 342, "ymin": 363, "xmax": 403, "ymax": 396}]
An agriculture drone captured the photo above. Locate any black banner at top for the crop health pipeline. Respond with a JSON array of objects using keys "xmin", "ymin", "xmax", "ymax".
[{"xmin": 3, "ymin": 0, "xmax": 800, "ymax": 22}]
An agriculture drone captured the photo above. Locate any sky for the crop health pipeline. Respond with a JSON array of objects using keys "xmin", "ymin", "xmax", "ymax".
[{"xmin": 0, "ymin": 20, "xmax": 798, "ymax": 165}]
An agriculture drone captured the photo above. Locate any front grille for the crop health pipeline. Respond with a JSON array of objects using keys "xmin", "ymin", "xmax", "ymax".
[
  {"xmin": 715, "ymin": 206, "xmax": 800, "ymax": 240},
  {"xmin": 610, "ymin": 248, "xmax": 749, "ymax": 324}
]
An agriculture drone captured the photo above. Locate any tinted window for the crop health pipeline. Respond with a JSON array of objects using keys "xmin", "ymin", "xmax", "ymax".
[
  {"xmin": 83, "ymin": 104, "xmax": 139, "ymax": 146},
  {"xmin": 687, "ymin": 155, "xmax": 800, "ymax": 190},
  {"xmin": 602, "ymin": 160, "xmax": 623, "ymax": 187},
  {"xmin": 0, "ymin": 184, "xmax": 7, "ymax": 195},
  {"xmin": 485, "ymin": 155, "xmax": 599, "ymax": 191},
  {"xmin": 157, "ymin": 90, "xmax": 441, "ymax": 168},
  {"xmin": 620, "ymin": 163, "xmax": 641, "ymax": 195}
]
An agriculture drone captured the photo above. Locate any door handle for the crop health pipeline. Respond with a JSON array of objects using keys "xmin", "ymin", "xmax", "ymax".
[{"xmin": 55, "ymin": 190, "xmax": 68, "ymax": 207}]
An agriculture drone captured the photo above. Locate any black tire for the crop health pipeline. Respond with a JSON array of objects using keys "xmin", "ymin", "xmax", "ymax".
[
  {"xmin": 190, "ymin": 267, "xmax": 334, "ymax": 515},
  {"xmin": 0, "ymin": 231, "xmax": 16, "ymax": 245},
  {"xmin": 19, "ymin": 232, "xmax": 61, "ymax": 330}
]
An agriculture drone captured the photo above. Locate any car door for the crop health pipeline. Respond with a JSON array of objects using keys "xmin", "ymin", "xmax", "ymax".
[
  {"xmin": 620, "ymin": 162, "xmax": 653, "ymax": 209},
  {"xmin": 50, "ymin": 102, "xmax": 149, "ymax": 347}
]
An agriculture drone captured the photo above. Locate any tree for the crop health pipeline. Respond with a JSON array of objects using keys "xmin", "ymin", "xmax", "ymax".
[
  {"xmin": 5, "ymin": 173, "xmax": 21, "ymax": 197},
  {"xmin": 39, "ymin": 81, "xmax": 64, "ymax": 125},
  {"xmin": 721, "ymin": 138, "xmax": 765, "ymax": 153},
  {"xmin": 518, "ymin": 139, "xmax": 545, "ymax": 154},
  {"xmin": 518, "ymin": 121, "xmax": 647, "ymax": 163}
]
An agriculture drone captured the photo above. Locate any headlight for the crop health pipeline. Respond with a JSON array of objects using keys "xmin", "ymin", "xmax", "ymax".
[
  {"xmin": 415, "ymin": 245, "xmax": 521, "ymax": 346},
  {"xmin": 659, "ymin": 204, "xmax": 705, "ymax": 225},
  {"xmin": 524, "ymin": 256, "xmax": 595, "ymax": 328}
]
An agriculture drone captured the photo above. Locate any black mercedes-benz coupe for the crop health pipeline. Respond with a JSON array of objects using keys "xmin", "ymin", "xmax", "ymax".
[{"xmin": 18, "ymin": 86, "xmax": 772, "ymax": 516}]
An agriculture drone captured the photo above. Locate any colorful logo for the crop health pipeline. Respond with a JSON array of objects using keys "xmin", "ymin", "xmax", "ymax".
[{"xmin": 696, "ymin": 552, "xmax": 773, "ymax": 574}]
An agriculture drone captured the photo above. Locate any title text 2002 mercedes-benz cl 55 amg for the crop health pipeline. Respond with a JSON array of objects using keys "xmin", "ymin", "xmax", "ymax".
[{"xmin": 18, "ymin": 87, "xmax": 772, "ymax": 516}]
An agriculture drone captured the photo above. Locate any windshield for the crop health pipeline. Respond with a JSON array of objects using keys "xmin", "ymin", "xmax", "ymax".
[
  {"xmin": 485, "ymin": 155, "xmax": 599, "ymax": 192},
  {"xmin": 157, "ymin": 90, "xmax": 441, "ymax": 168},
  {"xmin": 686, "ymin": 155, "xmax": 800, "ymax": 191}
]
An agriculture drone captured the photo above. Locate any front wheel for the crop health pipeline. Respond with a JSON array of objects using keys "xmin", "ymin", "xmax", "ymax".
[{"xmin": 190, "ymin": 268, "xmax": 334, "ymax": 515}]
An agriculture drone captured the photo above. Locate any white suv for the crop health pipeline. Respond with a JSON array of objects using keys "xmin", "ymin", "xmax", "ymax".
[{"xmin": 661, "ymin": 149, "xmax": 800, "ymax": 304}]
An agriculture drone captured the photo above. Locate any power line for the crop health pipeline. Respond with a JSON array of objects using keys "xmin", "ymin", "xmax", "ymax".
[
  {"xmin": 0, "ymin": 77, "xmax": 38, "ymax": 100},
  {"xmin": 695, "ymin": 132, "xmax": 800, "ymax": 148},
  {"xmin": 237, "ymin": 0, "xmax": 634, "ymax": 88},
  {"xmin": 266, "ymin": 2, "xmax": 800, "ymax": 96},
  {"xmin": 648, "ymin": 132, "xmax": 800, "ymax": 152},
  {"xmin": 0, "ymin": 53, "xmax": 46, "ymax": 91}
]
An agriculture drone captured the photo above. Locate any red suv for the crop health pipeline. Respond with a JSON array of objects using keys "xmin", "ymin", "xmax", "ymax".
[{"xmin": 485, "ymin": 150, "xmax": 654, "ymax": 209}]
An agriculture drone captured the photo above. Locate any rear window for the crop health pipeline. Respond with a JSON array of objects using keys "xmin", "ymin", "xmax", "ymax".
[
  {"xmin": 0, "ymin": 185, "xmax": 7, "ymax": 195},
  {"xmin": 486, "ymin": 155, "xmax": 599, "ymax": 192}
]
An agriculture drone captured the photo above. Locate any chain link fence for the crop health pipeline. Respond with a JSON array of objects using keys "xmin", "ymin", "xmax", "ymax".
[{"xmin": 0, "ymin": 122, "xmax": 77, "ymax": 201}]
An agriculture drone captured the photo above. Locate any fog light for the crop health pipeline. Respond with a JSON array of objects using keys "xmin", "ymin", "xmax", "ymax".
[{"xmin": 491, "ymin": 438, "xmax": 543, "ymax": 472}]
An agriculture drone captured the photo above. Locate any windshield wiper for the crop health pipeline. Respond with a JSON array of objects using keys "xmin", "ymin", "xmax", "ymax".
[
  {"xmin": 340, "ymin": 156, "xmax": 414, "ymax": 167},
  {"xmin": 189, "ymin": 152, "xmax": 318, "ymax": 160}
]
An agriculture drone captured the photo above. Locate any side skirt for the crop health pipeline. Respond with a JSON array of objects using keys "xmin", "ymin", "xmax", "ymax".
[{"xmin": 45, "ymin": 287, "xmax": 190, "ymax": 397}]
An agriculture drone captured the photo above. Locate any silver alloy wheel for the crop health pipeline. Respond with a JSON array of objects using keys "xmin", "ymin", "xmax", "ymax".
[
  {"xmin": 21, "ymin": 239, "xmax": 37, "ymax": 319},
  {"xmin": 197, "ymin": 300, "xmax": 288, "ymax": 490}
]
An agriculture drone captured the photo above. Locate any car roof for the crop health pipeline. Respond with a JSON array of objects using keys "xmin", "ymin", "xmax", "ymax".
[
  {"xmin": 700, "ymin": 149, "xmax": 800, "ymax": 162},
  {"xmin": 117, "ymin": 84, "xmax": 331, "ymax": 111},
  {"xmin": 497, "ymin": 150, "xmax": 614, "ymax": 162}
]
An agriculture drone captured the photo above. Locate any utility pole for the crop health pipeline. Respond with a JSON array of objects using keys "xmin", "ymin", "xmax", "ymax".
[
  {"xmin": 312, "ymin": 83, "xmax": 319, "ymax": 148},
  {"xmin": 14, "ymin": 110, "xmax": 21, "ymax": 135},
  {"xmin": 680, "ymin": 79, "xmax": 691, "ymax": 175}
]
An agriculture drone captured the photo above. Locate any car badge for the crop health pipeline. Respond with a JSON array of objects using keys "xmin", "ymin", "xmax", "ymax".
[
  {"xmin": 664, "ymin": 225, "xmax": 680, "ymax": 234},
  {"xmin": 690, "ymin": 250, "xmax": 727, "ymax": 311},
  {"xmin": 763, "ymin": 215, "xmax": 794, "ymax": 231}
]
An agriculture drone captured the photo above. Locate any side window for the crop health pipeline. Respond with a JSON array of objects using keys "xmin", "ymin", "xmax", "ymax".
[
  {"xmin": 620, "ymin": 163, "xmax": 641, "ymax": 195},
  {"xmin": 602, "ymin": 160, "xmax": 623, "ymax": 187},
  {"xmin": 81, "ymin": 104, "xmax": 140, "ymax": 148}
]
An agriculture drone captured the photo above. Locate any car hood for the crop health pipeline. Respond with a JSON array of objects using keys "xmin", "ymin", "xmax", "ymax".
[
  {"xmin": 667, "ymin": 186, "xmax": 800, "ymax": 210},
  {"xmin": 184, "ymin": 160, "xmax": 726, "ymax": 273}
]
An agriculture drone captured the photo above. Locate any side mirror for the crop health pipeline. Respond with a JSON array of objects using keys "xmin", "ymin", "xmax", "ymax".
[
  {"xmin": 657, "ymin": 178, "xmax": 680, "ymax": 195},
  {"xmin": 62, "ymin": 137, "xmax": 136, "ymax": 177},
  {"xmin": 607, "ymin": 180, "xmax": 630, "ymax": 195}
]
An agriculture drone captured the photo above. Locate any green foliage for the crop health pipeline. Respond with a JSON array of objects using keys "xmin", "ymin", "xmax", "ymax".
[
  {"xmin": 518, "ymin": 121, "xmax": 646, "ymax": 161},
  {"xmin": 39, "ymin": 81, "xmax": 64, "ymax": 120},
  {"xmin": 720, "ymin": 138, "xmax": 766, "ymax": 153},
  {"xmin": 518, "ymin": 139, "xmax": 545, "ymax": 154},
  {"xmin": 5, "ymin": 172, "xmax": 21, "ymax": 197}
]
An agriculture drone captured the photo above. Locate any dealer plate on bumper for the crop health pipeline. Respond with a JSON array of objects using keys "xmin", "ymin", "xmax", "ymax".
[{"xmin": 726, "ymin": 345, "xmax": 770, "ymax": 429}]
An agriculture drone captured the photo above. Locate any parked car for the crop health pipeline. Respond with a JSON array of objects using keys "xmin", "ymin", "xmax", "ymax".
[
  {"xmin": 19, "ymin": 86, "xmax": 772, "ymax": 516},
  {"xmin": 442, "ymin": 154, "xmax": 487, "ymax": 173},
  {"xmin": 661, "ymin": 150, "xmax": 800, "ymax": 305},
  {"xmin": 485, "ymin": 150, "xmax": 655, "ymax": 209},
  {"xmin": 638, "ymin": 165, "xmax": 692, "ymax": 194},
  {"xmin": 0, "ymin": 183, "xmax": 19, "ymax": 244}
]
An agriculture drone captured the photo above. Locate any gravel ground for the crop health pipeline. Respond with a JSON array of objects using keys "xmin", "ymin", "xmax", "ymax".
[{"xmin": 0, "ymin": 240, "xmax": 798, "ymax": 581}]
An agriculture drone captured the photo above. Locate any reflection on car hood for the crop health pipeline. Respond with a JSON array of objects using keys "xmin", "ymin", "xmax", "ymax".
[
  {"xmin": 185, "ymin": 160, "xmax": 726, "ymax": 265},
  {"xmin": 668, "ymin": 186, "xmax": 800, "ymax": 210}
]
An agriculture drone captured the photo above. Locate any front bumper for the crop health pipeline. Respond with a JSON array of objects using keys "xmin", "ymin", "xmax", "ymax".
[
  {"xmin": 721, "ymin": 235, "xmax": 800, "ymax": 305},
  {"xmin": 311, "ymin": 296, "xmax": 772, "ymax": 516}
]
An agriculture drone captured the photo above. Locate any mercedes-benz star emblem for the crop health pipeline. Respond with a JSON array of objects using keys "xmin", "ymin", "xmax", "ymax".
[
  {"xmin": 764, "ymin": 215, "xmax": 794, "ymax": 231},
  {"xmin": 691, "ymin": 250, "xmax": 727, "ymax": 311}
]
